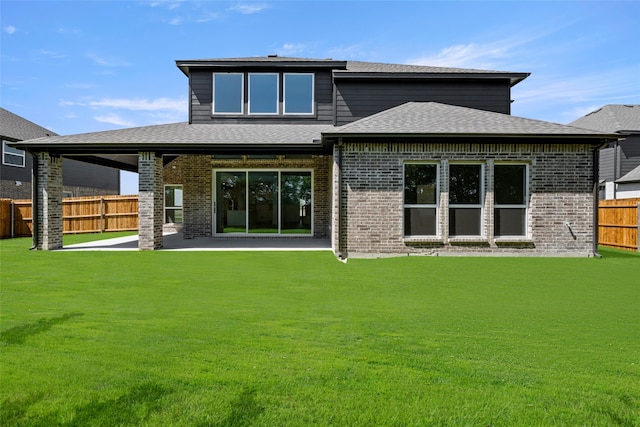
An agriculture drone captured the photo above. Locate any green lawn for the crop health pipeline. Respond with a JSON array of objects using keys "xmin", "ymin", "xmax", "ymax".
[{"xmin": 1, "ymin": 236, "xmax": 638, "ymax": 426}]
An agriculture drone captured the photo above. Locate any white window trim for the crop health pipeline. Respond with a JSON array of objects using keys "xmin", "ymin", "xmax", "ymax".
[
  {"xmin": 494, "ymin": 162, "xmax": 530, "ymax": 238},
  {"xmin": 403, "ymin": 162, "xmax": 440, "ymax": 238},
  {"xmin": 248, "ymin": 73, "xmax": 279, "ymax": 115},
  {"xmin": 283, "ymin": 73, "xmax": 315, "ymax": 116},
  {"xmin": 212, "ymin": 73, "xmax": 244, "ymax": 115},
  {"xmin": 448, "ymin": 162, "xmax": 485, "ymax": 238},
  {"xmin": 164, "ymin": 184, "xmax": 183, "ymax": 224},
  {"xmin": 2, "ymin": 140, "xmax": 25, "ymax": 168},
  {"xmin": 212, "ymin": 168, "xmax": 314, "ymax": 236}
]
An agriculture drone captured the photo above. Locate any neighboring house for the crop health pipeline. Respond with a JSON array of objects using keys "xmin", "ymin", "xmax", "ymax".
[
  {"xmin": 569, "ymin": 105, "xmax": 640, "ymax": 199},
  {"xmin": 13, "ymin": 56, "xmax": 616, "ymax": 256},
  {"xmin": 1, "ymin": 107, "xmax": 120, "ymax": 199},
  {"xmin": 615, "ymin": 165, "xmax": 640, "ymax": 198}
]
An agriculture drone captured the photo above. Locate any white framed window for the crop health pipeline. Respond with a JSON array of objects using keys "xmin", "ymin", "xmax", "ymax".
[
  {"xmin": 494, "ymin": 163, "xmax": 528, "ymax": 237},
  {"xmin": 403, "ymin": 162, "xmax": 439, "ymax": 236},
  {"xmin": 2, "ymin": 140, "xmax": 25, "ymax": 167},
  {"xmin": 213, "ymin": 73, "xmax": 244, "ymax": 114},
  {"xmin": 248, "ymin": 73, "xmax": 279, "ymax": 115},
  {"xmin": 449, "ymin": 163, "xmax": 484, "ymax": 237},
  {"xmin": 164, "ymin": 185, "xmax": 183, "ymax": 224},
  {"xmin": 284, "ymin": 73, "xmax": 314, "ymax": 115}
]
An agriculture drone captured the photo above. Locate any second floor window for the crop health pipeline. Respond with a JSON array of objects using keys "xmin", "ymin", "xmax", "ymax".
[
  {"xmin": 213, "ymin": 73, "xmax": 244, "ymax": 114},
  {"xmin": 2, "ymin": 141, "xmax": 25, "ymax": 167},
  {"xmin": 212, "ymin": 72, "xmax": 314, "ymax": 116}
]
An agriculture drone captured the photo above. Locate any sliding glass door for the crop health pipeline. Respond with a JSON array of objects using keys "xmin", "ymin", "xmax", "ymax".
[{"xmin": 215, "ymin": 170, "xmax": 312, "ymax": 235}]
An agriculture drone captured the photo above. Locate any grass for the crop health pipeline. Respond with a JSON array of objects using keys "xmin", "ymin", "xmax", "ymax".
[{"xmin": 0, "ymin": 236, "xmax": 639, "ymax": 426}]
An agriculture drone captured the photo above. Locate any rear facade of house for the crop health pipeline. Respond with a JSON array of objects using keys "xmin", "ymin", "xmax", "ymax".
[{"xmin": 16, "ymin": 56, "xmax": 614, "ymax": 256}]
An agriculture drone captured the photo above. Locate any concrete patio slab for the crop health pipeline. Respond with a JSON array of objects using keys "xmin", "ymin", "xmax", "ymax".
[{"xmin": 62, "ymin": 232, "xmax": 332, "ymax": 252}]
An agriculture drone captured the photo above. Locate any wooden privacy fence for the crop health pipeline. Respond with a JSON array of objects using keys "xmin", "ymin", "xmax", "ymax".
[
  {"xmin": 0, "ymin": 195, "xmax": 138, "ymax": 239},
  {"xmin": 598, "ymin": 198, "xmax": 640, "ymax": 252}
]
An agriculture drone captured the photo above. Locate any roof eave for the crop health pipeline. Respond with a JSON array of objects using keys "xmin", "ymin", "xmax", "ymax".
[
  {"xmin": 332, "ymin": 71, "xmax": 530, "ymax": 86},
  {"xmin": 323, "ymin": 132, "xmax": 618, "ymax": 141}
]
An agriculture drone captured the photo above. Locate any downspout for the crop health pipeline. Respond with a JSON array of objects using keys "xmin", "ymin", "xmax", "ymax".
[{"xmin": 30, "ymin": 152, "xmax": 38, "ymax": 250}]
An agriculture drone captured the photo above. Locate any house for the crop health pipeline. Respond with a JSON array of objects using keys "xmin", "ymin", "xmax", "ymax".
[
  {"xmin": 569, "ymin": 105, "xmax": 640, "ymax": 199},
  {"xmin": 12, "ymin": 56, "xmax": 617, "ymax": 256},
  {"xmin": 1, "ymin": 107, "xmax": 120, "ymax": 199}
]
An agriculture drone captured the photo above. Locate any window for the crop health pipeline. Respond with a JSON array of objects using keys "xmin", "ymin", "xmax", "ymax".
[
  {"xmin": 164, "ymin": 185, "xmax": 183, "ymax": 224},
  {"xmin": 212, "ymin": 72, "xmax": 315, "ymax": 116},
  {"xmin": 249, "ymin": 73, "xmax": 278, "ymax": 114},
  {"xmin": 284, "ymin": 73, "xmax": 314, "ymax": 114},
  {"xmin": 494, "ymin": 164, "xmax": 528, "ymax": 237},
  {"xmin": 2, "ymin": 141, "xmax": 25, "ymax": 167},
  {"xmin": 404, "ymin": 163, "xmax": 439, "ymax": 236},
  {"xmin": 449, "ymin": 163, "xmax": 483, "ymax": 236},
  {"xmin": 215, "ymin": 170, "xmax": 312, "ymax": 235},
  {"xmin": 213, "ymin": 73, "xmax": 243, "ymax": 114}
]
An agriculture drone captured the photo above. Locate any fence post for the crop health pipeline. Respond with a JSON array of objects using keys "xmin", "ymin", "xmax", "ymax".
[
  {"xmin": 637, "ymin": 202, "xmax": 640, "ymax": 253},
  {"xmin": 100, "ymin": 197, "xmax": 104, "ymax": 233},
  {"xmin": 10, "ymin": 200, "xmax": 14, "ymax": 238}
]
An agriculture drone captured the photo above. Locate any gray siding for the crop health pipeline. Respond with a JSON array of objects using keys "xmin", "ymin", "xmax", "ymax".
[
  {"xmin": 335, "ymin": 79, "xmax": 511, "ymax": 126},
  {"xmin": 190, "ymin": 70, "xmax": 334, "ymax": 124},
  {"xmin": 620, "ymin": 135, "xmax": 640, "ymax": 176},
  {"xmin": 600, "ymin": 135, "xmax": 640, "ymax": 182}
]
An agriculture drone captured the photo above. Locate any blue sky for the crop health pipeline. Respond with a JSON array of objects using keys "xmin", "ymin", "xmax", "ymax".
[{"xmin": 2, "ymin": 0, "xmax": 639, "ymax": 193}]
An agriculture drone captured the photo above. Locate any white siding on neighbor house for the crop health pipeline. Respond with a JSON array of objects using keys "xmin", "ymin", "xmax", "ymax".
[{"xmin": 616, "ymin": 183, "xmax": 640, "ymax": 199}]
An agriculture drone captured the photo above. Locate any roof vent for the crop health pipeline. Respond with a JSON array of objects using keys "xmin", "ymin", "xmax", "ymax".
[{"xmin": 267, "ymin": 54, "xmax": 278, "ymax": 58}]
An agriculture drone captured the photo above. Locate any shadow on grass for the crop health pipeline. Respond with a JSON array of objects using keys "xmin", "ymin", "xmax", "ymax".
[
  {"xmin": 0, "ymin": 312, "xmax": 84, "ymax": 345},
  {"xmin": 598, "ymin": 246, "xmax": 640, "ymax": 259},
  {"xmin": 1, "ymin": 383, "xmax": 171, "ymax": 426},
  {"xmin": 208, "ymin": 387, "xmax": 264, "ymax": 427}
]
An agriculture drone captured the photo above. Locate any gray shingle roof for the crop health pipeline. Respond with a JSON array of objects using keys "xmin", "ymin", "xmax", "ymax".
[
  {"xmin": 326, "ymin": 102, "xmax": 616, "ymax": 138},
  {"xmin": 568, "ymin": 105, "xmax": 640, "ymax": 134},
  {"xmin": 0, "ymin": 107, "xmax": 58, "ymax": 141},
  {"xmin": 175, "ymin": 56, "xmax": 529, "ymax": 85},
  {"xmin": 15, "ymin": 122, "xmax": 334, "ymax": 149},
  {"xmin": 616, "ymin": 164, "xmax": 640, "ymax": 183},
  {"xmin": 343, "ymin": 60, "xmax": 516, "ymax": 75}
]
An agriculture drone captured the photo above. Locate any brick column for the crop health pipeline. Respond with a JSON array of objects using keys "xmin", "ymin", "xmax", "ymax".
[
  {"xmin": 33, "ymin": 152, "xmax": 63, "ymax": 250},
  {"xmin": 138, "ymin": 152, "xmax": 163, "ymax": 250}
]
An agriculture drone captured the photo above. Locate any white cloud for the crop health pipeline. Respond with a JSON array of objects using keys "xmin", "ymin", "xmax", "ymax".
[
  {"xmin": 169, "ymin": 17, "xmax": 183, "ymax": 26},
  {"xmin": 94, "ymin": 113, "xmax": 137, "ymax": 127},
  {"xmin": 38, "ymin": 49, "xmax": 66, "ymax": 59},
  {"xmin": 196, "ymin": 13, "xmax": 220, "ymax": 23},
  {"xmin": 228, "ymin": 3, "xmax": 268, "ymax": 14},
  {"xmin": 87, "ymin": 52, "xmax": 131, "ymax": 67},
  {"xmin": 60, "ymin": 97, "xmax": 187, "ymax": 113},
  {"xmin": 276, "ymin": 43, "xmax": 307, "ymax": 57},
  {"xmin": 4, "ymin": 25, "xmax": 16, "ymax": 35}
]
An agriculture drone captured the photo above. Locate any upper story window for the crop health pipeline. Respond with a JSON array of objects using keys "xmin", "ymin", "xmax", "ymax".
[
  {"xmin": 2, "ymin": 140, "xmax": 25, "ymax": 167},
  {"xmin": 284, "ymin": 73, "xmax": 314, "ymax": 114},
  {"xmin": 249, "ymin": 73, "xmax": 279, "ymax": 114},
  {"xmin": 213, "ymin": 73, "xmax": 244, "ymax": 114},
  {"xmin": 212, "ymin": 72, "xmax": 314, "ymax": 116}
]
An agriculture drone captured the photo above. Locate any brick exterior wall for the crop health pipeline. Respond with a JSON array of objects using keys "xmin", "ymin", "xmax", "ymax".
[
  {"xmin": 163, "ymin": 155, "xmax": 332, "ymax": 239},
  {"xmin": 33, "ymin": 152, "xmax": 63, "ymax": 250},
  {"xmin": 336, "ymin": 142, "xmax": 597, "ymax": 257},
  {"xmin": 138, "ymin": 152, "xmax": 163, "ymax": 249}
]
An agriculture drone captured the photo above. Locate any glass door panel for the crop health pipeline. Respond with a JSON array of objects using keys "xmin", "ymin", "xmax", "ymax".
[
  {"xmin": 281, "ymin": 172, "xmax": 312, "ymax": 234},
  {"xmin": 216, "ymin": 171, "xmax": 246, "ymax": 233},
  {"xmin": 248, "ymin": 172, "xmax": 278, "ymax": 234}
]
